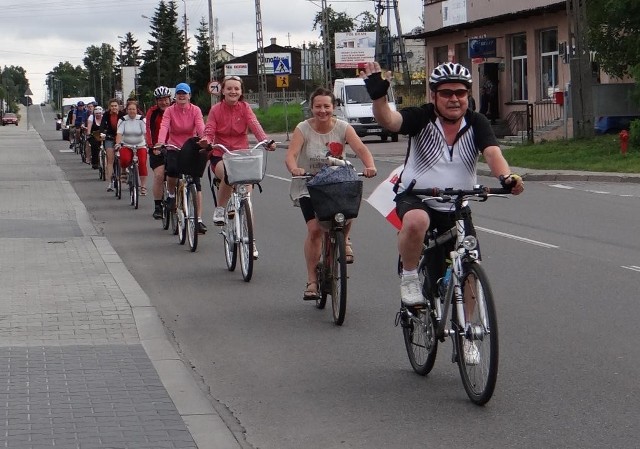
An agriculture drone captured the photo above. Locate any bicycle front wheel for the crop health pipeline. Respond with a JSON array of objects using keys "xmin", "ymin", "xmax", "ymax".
[
  {"xmin": 186, "ymin": 184, "xmax": 198, "ymax": 252},
  {"xmin": 161, "ymin": 182, "xmax": 170, "ymax": 230},
  {"xmin": 177, "ymin": 188, "xmax": 187, "ymax": 245},
  {"xmin": 223, "ymin": 201, "xmax": 237, "ymax": 271},
  {"xmin": 131, "ymin": 167, "xmax": 139, "ymax": 209},
  {"xmin": 114, "ymin": 162, "xmax": 122, "ymax": 200},
  {"xmin": 238, "ymin": 198, "xmax": 254, "ymax": 282},
  {"xmin": 456, "ymin": 262, "xmax": 499, "ymax": 406},
  {"xmin": 330, "ymin": 230, "xmax": 348, "ymax": 325}
]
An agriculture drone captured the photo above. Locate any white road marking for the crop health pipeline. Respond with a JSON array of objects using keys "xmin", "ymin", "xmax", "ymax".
[
  {"xmin": 622, "ymin": 265, "xmax": 640, "ymax": 273},
  {"xmin": 476, "ymin": 226, "xmax": 559, "ymax": 248},
  {"xmin": 266, "ymin": 173, "xmax": 292, "ymax": 182},
  {"xmin": 550, "ymin": 184, "xmax": 574, "ymax": 189},
  {"xmin": 585, "ymin": 190, "xmax": 610, "ymax": 194}
]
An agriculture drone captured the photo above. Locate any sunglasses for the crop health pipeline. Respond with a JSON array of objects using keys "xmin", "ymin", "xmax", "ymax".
[
  {"xmin": 224, "ymin": 75, "xmax": 242, "ymax": 81},
  {"xmin": 437, "ymin": 88, "xmax": 469, "ymax": 99}
]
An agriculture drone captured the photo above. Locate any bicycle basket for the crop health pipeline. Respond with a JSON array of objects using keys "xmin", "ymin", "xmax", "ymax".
[
  {"xmin": 223, "ymin": 147, "xmax": 266, "ymax": 184},
  {"xmin": 307, "ymin": 180, "xmax": 363, "ymax": 221},
  {"xmin": 178, "ymin": 138, "xmax": 208, "ymax": 177}
]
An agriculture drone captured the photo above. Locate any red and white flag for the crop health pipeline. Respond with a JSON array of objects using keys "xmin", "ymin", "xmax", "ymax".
[{"xmin": 365, "ymin": 165, "xmax": 403, "ymax": 230}]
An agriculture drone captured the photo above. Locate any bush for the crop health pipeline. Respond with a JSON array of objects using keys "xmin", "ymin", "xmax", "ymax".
[{"xmin": 630, "ymin": 119, "xmax": 640, "ymax": 148}]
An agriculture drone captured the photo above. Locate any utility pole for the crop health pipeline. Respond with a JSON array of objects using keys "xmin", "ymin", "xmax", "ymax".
[
  {"xmin": 321, "ymin": 0, "xmax": 331, "ymax": 88},
  {"xmin": 208, "ymin": 0, "xmax": 217, "ymax": 105},
  {"xmin": 182, "ymin": 0, "xmax": 190, "ymax": 83},
  {"xmin": 375, "ymin": 0, "xmax": 410, "ymax": 88},
  {"xmin": 255, "ymin": 0, "xmax": 268, "ymax": 109},
  {"xmin": 567, "ymin": 0, "xmax": 594, "ymax": 138}
]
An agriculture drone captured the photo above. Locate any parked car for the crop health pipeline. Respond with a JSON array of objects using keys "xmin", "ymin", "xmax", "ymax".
[
  {"xmin": 594, "ymin": 116, "xmax": 640, "ymax": 134},
  {"xmin": 2, "ymin": 113, "xmax": 19, "ymax": 126}
]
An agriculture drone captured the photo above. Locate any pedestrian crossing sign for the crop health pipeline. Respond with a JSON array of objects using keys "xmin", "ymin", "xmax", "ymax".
[{"xmin": 273, "ymin": 57, "xmax": 291, "ymax": 74}]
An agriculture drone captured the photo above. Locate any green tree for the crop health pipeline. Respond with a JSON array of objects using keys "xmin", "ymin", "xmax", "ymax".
[
  {"xmin": 1, "ymin": 66, "xmax": 29, "ymax": 112},
  {"xmin": 586, "ymin": 0, "xmax": 640, "ymax": 78},
  {"xmin": 84, "ymin": 44, "xmax": 116, "ymax": 105},
  {"xmin": 355, "ymin": 11, "xmax": 377, "ymax": 32},
  {"xmin": 138, "ymin": 0, "xmax": 187, "ymax": 103},
  {"xmin": 46, "ymin": 62, "xmax": 89, "ymax": 108},
  {"xmin": 190, "ymin": 18, "xmax": 215, "ymax": 112},
  {"xmin": 312, "ymin": 6, "xmax": 356, "ymax": 80},
  {"xmin": 115, "ymin": 32, "xmax": 143, "ymax": 94}
]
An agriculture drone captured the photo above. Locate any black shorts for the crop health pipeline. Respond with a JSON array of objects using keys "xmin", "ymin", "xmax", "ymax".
[
  {"xmin": 210, "ymin": 155, "xmax": 230, "ymax": 186},
  {"xmin": 148, "ymin": 147, "xmax": 165, "ymax": 170},
  {"xmin": 395, "ymin": 193, "xmax": 479, "ymax": 288},
  {"xmin": 298, "ymin": 196, "xmax": 316, "ymax": 223}
]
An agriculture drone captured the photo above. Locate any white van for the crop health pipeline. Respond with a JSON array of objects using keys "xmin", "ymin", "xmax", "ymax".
[{"xmin": 333, "ymin": 78, "xmax": 399, "ymax": 142}]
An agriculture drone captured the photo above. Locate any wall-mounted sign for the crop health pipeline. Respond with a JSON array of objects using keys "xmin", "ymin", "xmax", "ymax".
[
  {"xmin": 224, "ymin": 63, "xmax": 249, "ymax": 76},
  {"xmin": 468, "ymin": 38, "xmax": 497, "ymax": 58}
]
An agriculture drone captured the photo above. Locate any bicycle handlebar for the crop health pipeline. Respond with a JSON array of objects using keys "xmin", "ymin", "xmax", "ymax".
[
  {"xmin": 405, "ymin": 184, "xmax": 512, "ymax": 202},
  {"xmin": 210, "ymin": 140, "xmax": 275, "ymax": 155}
]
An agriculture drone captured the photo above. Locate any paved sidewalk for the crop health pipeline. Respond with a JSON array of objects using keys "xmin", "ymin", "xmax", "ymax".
[{"xmin": 0, "ymin": 126, "xmax": 241, "ymax": 448}]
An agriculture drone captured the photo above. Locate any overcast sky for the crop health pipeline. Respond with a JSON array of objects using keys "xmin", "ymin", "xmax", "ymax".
[{"xmin": 0, "ymin": 0, "xmax": 422, "ymax": 103}]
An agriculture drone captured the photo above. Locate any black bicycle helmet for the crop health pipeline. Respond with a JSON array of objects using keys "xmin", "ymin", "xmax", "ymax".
[
  {"xmin": 154, "ymin": 86, "xmax": 171, "ymax": 98},
  {"xmin": 428, "ymin": 62, "xmax": 472, "ymax": 90}
]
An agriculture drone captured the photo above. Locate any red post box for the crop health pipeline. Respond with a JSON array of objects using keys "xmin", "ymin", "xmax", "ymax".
[{"xmin": 554, "ymin": 91, "xmax": 564, "ymax": 106}]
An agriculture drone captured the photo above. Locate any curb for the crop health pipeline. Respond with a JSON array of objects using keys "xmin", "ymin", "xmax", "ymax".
[{"xmin": 56, "ymin": 152, "xmax": 243, "ymax": 449}]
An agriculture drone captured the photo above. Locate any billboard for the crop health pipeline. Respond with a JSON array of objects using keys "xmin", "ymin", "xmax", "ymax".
[
  {"xmin": 225, "ymin": 63, "xmax": 249, "ymax": 76},
  {"xmin": 334, "ymin": 32, "xmax": 376, "ymax": 69}
]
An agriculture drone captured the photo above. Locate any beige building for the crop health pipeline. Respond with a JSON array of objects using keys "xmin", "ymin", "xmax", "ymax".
[{"xmin": 415, "ymin": 0, "xmax": 572, "ymax": 134}]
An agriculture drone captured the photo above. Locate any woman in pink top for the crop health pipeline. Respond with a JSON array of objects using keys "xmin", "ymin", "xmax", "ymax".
[
  {"xmin": 156, "ymin": 82, "xmax": 208, "ymax": 234},
  {"xmin": 200, "ymin": 76, "xmax": 276, "ymax": 238}
]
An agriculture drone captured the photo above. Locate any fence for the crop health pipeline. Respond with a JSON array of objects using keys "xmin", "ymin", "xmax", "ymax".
[{"xmin": 505, "ymin": 100, "xmax": 563, "ymax": 143}]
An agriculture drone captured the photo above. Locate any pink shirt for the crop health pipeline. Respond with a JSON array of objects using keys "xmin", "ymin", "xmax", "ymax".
[
  {"xmin": 158, "ymin": 103, "xmax": 205, "ymax": 149},
  {"xmin": 204, "ymin": 101, "xmax": 268, "ymax": 157}
]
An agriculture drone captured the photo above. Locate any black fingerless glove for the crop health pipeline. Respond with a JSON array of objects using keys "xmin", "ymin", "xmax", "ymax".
[
  {"xmin": 499, "ymin": 173, "xmax": 522, "ymax": 190},
  {"xmin": 363, "ymin": 72, "xmax": 390, "ymax": 101}
]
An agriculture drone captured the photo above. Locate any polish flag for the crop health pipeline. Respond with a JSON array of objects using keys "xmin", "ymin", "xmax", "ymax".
[{"xmin": 365, "ymin": 165, "xmax": 404, "ymax": 230}]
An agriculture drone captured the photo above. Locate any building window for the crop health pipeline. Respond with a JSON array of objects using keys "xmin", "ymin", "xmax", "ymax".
[
  {"xmin": 434, "ymin": 46, "xmax": 448, "ymax": 66},
  {"xmin": 510, "ymin": 33, "xmax": 527, "ymax": 101},
  {"xmin": 540, "ymin": 29, "xmax": 559, "ymax": 100},
  {"xmin": 455, "ymin": 42, "xmax": 470, "ymax": 72}
]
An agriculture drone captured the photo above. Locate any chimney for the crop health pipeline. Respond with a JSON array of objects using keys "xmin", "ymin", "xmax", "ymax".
[
  {"xmin": 222, "ymin": 44, "xmax": 226, "ymax": 51},
  {"xmin": 270, "ymin": 37, "xmax": 277, "ymax": 46}
]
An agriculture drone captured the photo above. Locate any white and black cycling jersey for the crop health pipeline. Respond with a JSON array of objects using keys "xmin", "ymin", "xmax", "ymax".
[{"xmin": 396, "ymin": 103, "xmax": 498, "ymax": 211}]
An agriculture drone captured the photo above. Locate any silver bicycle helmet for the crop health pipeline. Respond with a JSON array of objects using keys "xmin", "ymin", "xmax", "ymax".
[
  {"xmin": 428, "ymin": 62, "xmax": 472, "ymax": 90},
  {"xmin": 154, "ymin": 86, "xmax": 171, "ymax": 98}
]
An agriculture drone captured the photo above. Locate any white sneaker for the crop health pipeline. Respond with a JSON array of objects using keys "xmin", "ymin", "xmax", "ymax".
[
  {"xmin": 463, "ymin": 340, "xmax": 480, "ymax": 366},
  {"xmin": 252, "ymin": 240, "xmax": 259, "ymax": 260},
  {"xmin": 213, "ymin": 207, "xmax": 225, "ymax": 226},
  {"xmin": 400, "ymin": 273, "xmax": 425, "ymax": 306}
]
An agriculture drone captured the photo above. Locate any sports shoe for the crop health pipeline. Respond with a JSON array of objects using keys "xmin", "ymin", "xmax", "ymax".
[
  {"xmin": 463, "ymin": 340, "xmax": 480, "ymax": 366},
  {"xmin": 252, "ymin": 240, "xmax": 259, "ymax": 260},
  {"xmin": 167, "ymin": 196, "xmax": 176, "ymax": 211},
  {"xmin": 213, "ymin": 207, "xmax": 225, "ymax": 226},
  {"xmin": 197, "ymin": 221, "xmax": 208, "ymax": 234},
  {"xmin": 106, "ymin": 183, "xmax": 114, "ymax": 192},
  {"xmin": 227, "ymin": 203, "xmax": 235, "ymax": 219},
  {"xmin": 400, "ymin": 273, "xmax": 425, "ymax": 306},
  {"xmin": 152, "ymin": 205, "xmax": 163, "ymax": 220}
]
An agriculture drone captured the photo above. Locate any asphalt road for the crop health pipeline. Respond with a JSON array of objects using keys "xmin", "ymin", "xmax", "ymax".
[{"xmin": 32, "ymin": 106, "xmax": 640, "ymax": 449}]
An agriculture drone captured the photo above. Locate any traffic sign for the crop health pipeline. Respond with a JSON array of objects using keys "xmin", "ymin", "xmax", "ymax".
[
  {"xmin": 276, "ymin": 75, "xmax": 289, "ymax": 88},
  {"xmin": 208, "ymin": 81, "xmax": 221, "ymax": 96},
  {"xmin": 273, "ymin": 57, "xmax": 291, "ymax": 74}
]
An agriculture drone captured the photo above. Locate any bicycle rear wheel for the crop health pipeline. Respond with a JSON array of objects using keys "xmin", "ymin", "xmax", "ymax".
[
  {"xmin": 186, "ymin": 184, "xmax": 198, "ymax": 252},
  {"xmin": 98, "ymin": 149, "xmax": 105, "ymax": 180},
  {"xmin": 238, "ymin": 198, "xmax": 254, "ymax": 282},
  {"xmin": 315, "ymin": 257, "xmax": 327, "ymax": 310},
  {"xmin": 455, "ymin": 262, "xmax": 499, "ymax": 406},
  {"xmin": 330, "ymin": 230, "xmax": 348, "ymax": 325}
]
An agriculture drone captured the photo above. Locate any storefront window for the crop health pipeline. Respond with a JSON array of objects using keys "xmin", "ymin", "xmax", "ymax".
[
  {"xmin": 511, "ymin": 34, "xmax": 527, "ymax": 101},
  {"xmin": 455, "ymin": 42, "xmax": 471, "ymax": 72},
  {"xmin": 540, "ymin": 29, "xmax": 559, "ymax": 100}
]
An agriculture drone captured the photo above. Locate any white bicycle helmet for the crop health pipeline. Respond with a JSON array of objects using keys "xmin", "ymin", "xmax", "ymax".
[
  {"xmin": 154, "ymin": 86, "xmax": 171, "ymax": 98},
  {"xmin": 429, "ymin": 62, "xmax": 472, "ymax": 90},
  {"xmin": 94, "ymin": 106, "xmax": 104, "ymax": 114}
]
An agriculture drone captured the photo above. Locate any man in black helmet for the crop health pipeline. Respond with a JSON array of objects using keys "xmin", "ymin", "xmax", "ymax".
[{"xmin": 360, "ymin": 61, "xmax": 524, "ymax": 308}]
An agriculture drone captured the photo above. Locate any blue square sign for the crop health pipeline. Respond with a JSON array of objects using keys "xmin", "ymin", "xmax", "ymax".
[{"xmin": 273, "ymin": 57, "xmax": 291, "ymax": 74}]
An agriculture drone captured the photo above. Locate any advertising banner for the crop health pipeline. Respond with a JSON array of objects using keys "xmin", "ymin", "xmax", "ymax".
[{"xmin": 334, "ymin": 32, "xmax": 376, "ymax": 69}]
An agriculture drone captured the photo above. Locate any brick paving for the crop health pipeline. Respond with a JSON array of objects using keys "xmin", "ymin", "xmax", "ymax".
[{"xmin": 0, "ymin": 127, "xmax": 200, "ymax": 448}]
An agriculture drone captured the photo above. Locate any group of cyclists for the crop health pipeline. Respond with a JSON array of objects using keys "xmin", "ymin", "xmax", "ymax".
[{"xmin": 62, "ymin": 62, "xmax": 525, "ymax": 342}]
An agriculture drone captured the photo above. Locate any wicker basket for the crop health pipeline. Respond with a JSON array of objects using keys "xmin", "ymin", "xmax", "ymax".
[
  {"xmin": 307, "ymin": 180, "xmax": 363, "ymax": 222},
  {"xmin": 223, "ymin": 148, "xmax": 266, "ymax": 184}
]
